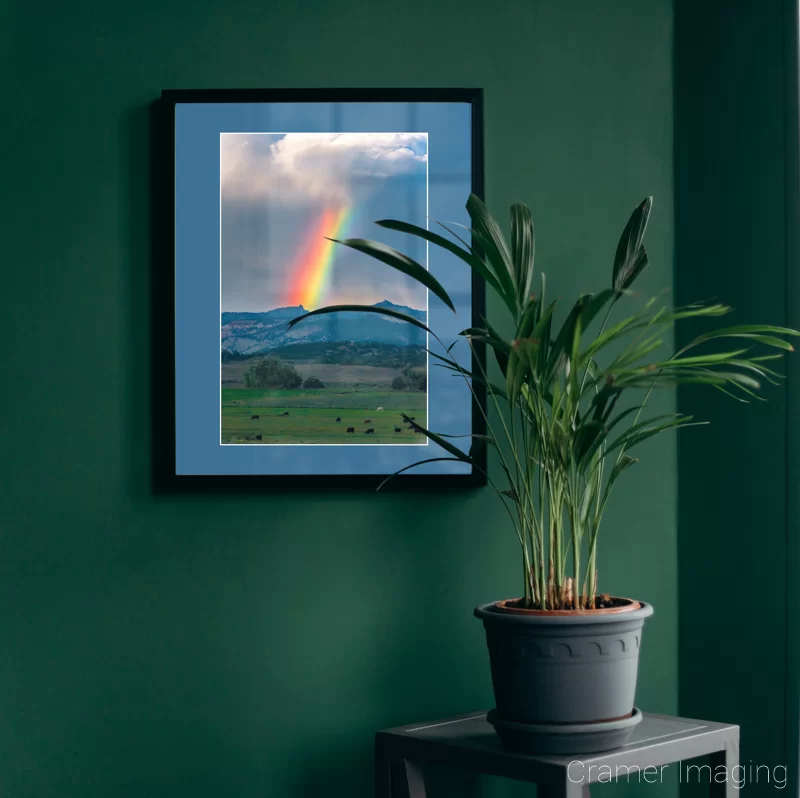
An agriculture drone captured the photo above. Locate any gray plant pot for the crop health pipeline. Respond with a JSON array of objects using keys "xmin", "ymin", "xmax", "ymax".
[{"xmin": 474, "ymin": 600, "xmax": 653, "ymax": 753}]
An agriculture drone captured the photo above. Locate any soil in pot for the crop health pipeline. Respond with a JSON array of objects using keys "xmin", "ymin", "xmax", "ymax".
[{"xmin": 496, "ymin": 595, "xmax": 641, "ymax": 614}]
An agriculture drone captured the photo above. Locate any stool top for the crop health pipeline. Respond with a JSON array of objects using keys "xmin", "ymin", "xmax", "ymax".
[{"xmin": 377, "ymin": 711, "xmax": 739, "ymax": 783}]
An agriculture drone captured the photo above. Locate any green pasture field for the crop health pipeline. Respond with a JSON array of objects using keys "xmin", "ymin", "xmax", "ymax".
[
  {"xmin": 222, "ymin": 360, "xmax": 414, "ymax": 386},
  {"xmin": 221, "ymin": 388, "xmax": 427, "ymax": 445}
]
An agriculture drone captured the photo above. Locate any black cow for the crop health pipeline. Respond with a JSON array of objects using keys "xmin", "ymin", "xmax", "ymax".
[
  {"xmin": 254, "ymin": 434, "xmax": 262, "ymax": 441},
  {"xmin": 364, "ymin": 418, "xmax": 372, "ymax": 424},
  {"xmin": 365, "ymin": 428, "xmax": 375, "ymax": 435},
  {"xmin": 335, "ymin": 417, "xmax": 341, "ymax": 423},
  {"xmin": 251, "ymin": 415, "xmax": 260, "ymax": 420},
  {"xmin": 394, "ymin": 427, "xmax": 401, "ymax": 433},
  {"xmin": 346, "ymin": 427, "xmax": 355, "ymax": 434},
  {"xmin": 278, "ymin": 411, "xmax": 290, "ymax": 416}
]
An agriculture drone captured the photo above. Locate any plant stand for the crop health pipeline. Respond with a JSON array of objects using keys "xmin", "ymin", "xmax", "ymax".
[{"xmin": 375, "ymin": 710, "xmax": 739, "ymax": 798}]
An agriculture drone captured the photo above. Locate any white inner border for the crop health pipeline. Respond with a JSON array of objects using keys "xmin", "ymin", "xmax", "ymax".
[{"xmin": 218, "ymin": 131, "xmax": 430, "ymax": 448}]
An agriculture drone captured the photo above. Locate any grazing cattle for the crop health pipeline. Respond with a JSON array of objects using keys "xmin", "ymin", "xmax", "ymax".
[
  {"xmin": 394, "ymin": 427, "xmax": 402, "ymax": 433},
  {"xmin": 250, "ymin": 415, "xmax": 259, "ymax": 420},
  {"xmin": 254, "ymin": 434, "xmax": 262, "ymax": 441},
  {"xmin": 364, "ymin": 418, "xmax": 372, "ymax": 424},
  {"xmin": 413, "ymin": 427, "xmax": 423, "ymax": 434},
  {"xmin": 365, "ymin": 428, "xmax": 375, "ymax": 435},
  {"xmin": 377, "ymin": 407, "xmax": 384, "ymax": 411},
  {"xmin": 278, "ymin": 411, "xmax": 290, "ymax": 416},
  {"xmin": 346, "ymin": 427, "xmax": 355, "ymax": 434},
  {"xmin": 335, "ymin": 417, "xmax": 341, "ymax": 423}
]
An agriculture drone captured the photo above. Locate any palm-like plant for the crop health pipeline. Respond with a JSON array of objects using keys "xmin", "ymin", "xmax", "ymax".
[{"xmin": 289, "ymin": 194, "xmax": 797, "ymax": 610}]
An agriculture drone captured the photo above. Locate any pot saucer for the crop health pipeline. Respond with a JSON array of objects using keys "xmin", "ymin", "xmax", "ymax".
[{"xmin": 487, "ymin": 707, "xmax": 642, "ymax": 755}]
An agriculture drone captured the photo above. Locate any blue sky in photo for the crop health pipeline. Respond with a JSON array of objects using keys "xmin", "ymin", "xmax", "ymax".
[{"xmin": 221, "ymin": 132, "xmax": 429, "ymax": 312}]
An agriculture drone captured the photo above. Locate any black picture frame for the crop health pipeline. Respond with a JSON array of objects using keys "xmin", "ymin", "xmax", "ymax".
[{"xmin": 154, "ymin": 88, "xmax": 486, "ymax": 492}]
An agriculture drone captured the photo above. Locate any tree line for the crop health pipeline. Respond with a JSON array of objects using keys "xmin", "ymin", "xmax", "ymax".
[
  {"xmin": 392, "ymin": 369, "xmax": 426, "ymax": 392},
  {"xmin": 243, "ymin": 357, "xmax": 325, "ymax": 389}
]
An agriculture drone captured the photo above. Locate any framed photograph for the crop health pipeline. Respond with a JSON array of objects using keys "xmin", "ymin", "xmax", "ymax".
[{"xmin": 160, "ymin": 88, "xmax": 485, "ymax": 488}]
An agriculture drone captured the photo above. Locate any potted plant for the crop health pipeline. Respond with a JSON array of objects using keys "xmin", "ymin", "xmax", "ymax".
[{"xmin": 289, "ymin": 194, "xmax": 797, "ymax": 753}]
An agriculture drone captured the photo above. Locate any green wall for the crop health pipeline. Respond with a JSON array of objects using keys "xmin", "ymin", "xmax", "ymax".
[
  {"xmin": 675, "ymin": 2, "xmax": 793, "ymax": 794},
  {"xmin": 4, "ymin": 1, "xmax": 676, "ymax": 796},
  {"xmin": 786, "ymin": 3, "xmax": 800, "ymax": 794}
]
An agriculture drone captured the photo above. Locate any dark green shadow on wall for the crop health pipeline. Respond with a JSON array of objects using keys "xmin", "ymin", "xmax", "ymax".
[{"xmin": 675, "ymin": 2, "xmax": 795, "ymax": 797}]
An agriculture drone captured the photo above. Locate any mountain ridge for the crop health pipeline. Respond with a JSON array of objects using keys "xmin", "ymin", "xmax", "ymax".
[{"xmin": 221, "ymin": 300, "xmax": 426, "ymax": 356}]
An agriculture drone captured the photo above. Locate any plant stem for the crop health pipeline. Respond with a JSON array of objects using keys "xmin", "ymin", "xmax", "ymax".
[{"xmin": 571, "ymin": 508, "xmax": 581, "ymax": 609}]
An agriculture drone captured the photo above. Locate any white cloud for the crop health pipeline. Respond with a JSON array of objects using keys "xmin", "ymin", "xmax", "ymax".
[{"xmin": 220, "ymin": 132, "xmax": 428, "ymax": 205}]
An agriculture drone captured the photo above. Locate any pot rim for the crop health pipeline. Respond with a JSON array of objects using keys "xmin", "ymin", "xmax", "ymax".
[
  {"xmin": 495, "ymin": 596, "xmax": 641, "ymax": 616},
  {"xmin": 474, "ymin": 599, "xmax": 653, "ymax": 625}
]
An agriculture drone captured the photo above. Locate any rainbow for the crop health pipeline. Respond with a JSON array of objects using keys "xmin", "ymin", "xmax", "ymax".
[{"xmin": 286, "ymin": 206, "xmax": 351, "ymax": 309}]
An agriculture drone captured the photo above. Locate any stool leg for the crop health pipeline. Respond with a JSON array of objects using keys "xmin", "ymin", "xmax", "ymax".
[
  {"xmin": 539, "ymin": 781, "xmax": 590, "ymax": 798},
  {"xmin": 710, "ymin": 738, "xmax": 739, "ymax": 798},
  {"xmin": 391, "ymin": 760, "xmax": 427, "ymax": 798},
  {"xmin": 374, "ymin": 737, "xmax": 392, "ymax": 798}
]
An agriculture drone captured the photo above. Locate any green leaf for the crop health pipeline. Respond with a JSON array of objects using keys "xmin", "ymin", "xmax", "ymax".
[
  {"xmin": 617, "ymin": 248, "xmax": 648, "ymax": 295},
  {"xmin": 505, "ymin": 300, "xmax": 545, "ymax": 404},
  {"xmin": 546, "ymin": 296, "xmax": 586, "ymax": 381},
  {"xmin": 725, "ymin": 359, "xmax": 782, "ymax": 386},
  {"xmin": 510, "ymin": 203, "xmax": 535, "ymax": 304},
  {"xmin": 466, "ymin": 194, "xmax": 519, "ymax": 315},
  {"xmin": 581, "ymin": 289, "xmax": 617, "ymax": 329},
  {"xmin": 439, "ymin": 221, "xmax": 519, "ymax": 318},
  {"xmin": 375, "ymin": 219, "xmax": 506, "ymax": 299},
  {"xmin": 649, "ymin": 349, "xmax": 751, "ymax": 368},
  {"xmin": 581, "ymin": 314, "xmax": 649, "ymax": 363},
  {"xmin": 469, "ymin": 439, "xmax": 485, "ymax": 459},
  {"xmin": 713, "ymin": 370, "xmax": 762, "ymax": 390},
  {"xmin": 463, "ymin": 334, "xmax": 512, "ymax": 372},
  {"xmin": 437, "ymin": 432, "xmax": 497, "ymax": 447},
  {"xmin": 683, "ymin": 324, "xmax": 800, "ymax": 352},
  {"xmin": 507, "ymin": 337, "xmax": 541, "ymax": 406},
  {"xmin": 599, "ymin": 455, "xmax": 639, "ymax": 514},
  {"xmin": 603, "ymin": 403, "xmax": 644, "ymax": 429},
  {"xmin": 731, "ymin": 335, "xmax": 794, "ymax": 351},
  {"xmin": 481, "ymin": 315, "xmax": 512, "ymax": 376},
  {"xmin": 330, "ymin": 237, "xmax": 455, "ymax": 312},
  {"xmin": 400, "ymin": 414, "xmax": 474, "ymax": 463},
  {"xmin": 576, "ymin": 403, "xmax": 643, "ymax": 469},
  {"xmin": 589, "ymin": 385, "xmax": 623, "ymax": 423},
  {"xmin": 288, "ymin": 304, "xmax": 432, "ymax": 334},
  {"xmin": 551, "ymin": 288, "xmax": 615, "ymax": 384},
  {"xmin": 668, "ymin": 303, "xmax": 732, "ymax": 321},
  {"xmin": 517, "ymin": 296, "xmax": 542, "ymax": 339},
  {"xmin": 609, "ymin": 336, "xmax": 665, "ymax": 370},
  {"xmin": 527, "ymin": 300, "xmax": 557, "ymax": 378},
  {"xmin": 605, "ymin": 415, "xmax": 704, "ymax": 455},
  {"xmin": 429, "ymin": 353, "xmax": 509, "ymax": 400},
  {"xmin": 536, "ymin": 305, "xmax": 554, "ymax": 374},
  {"xmin": 377, "ymin": 458, "xmax": 463, "ymax": 491},
  {"xmin": 573, "ymin": 420, "xmax": 604, "ymax": 463},
  {"xmin": 613, "ymin": 197, "xmax": 652, "ymax": 295},
  {"xmin": 569, "ymin": 309, "xmax": 583, "ymax": 399},
  {"xmin": 481, "ymin": 379, "xmax": 509, "ymax": 400}
]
